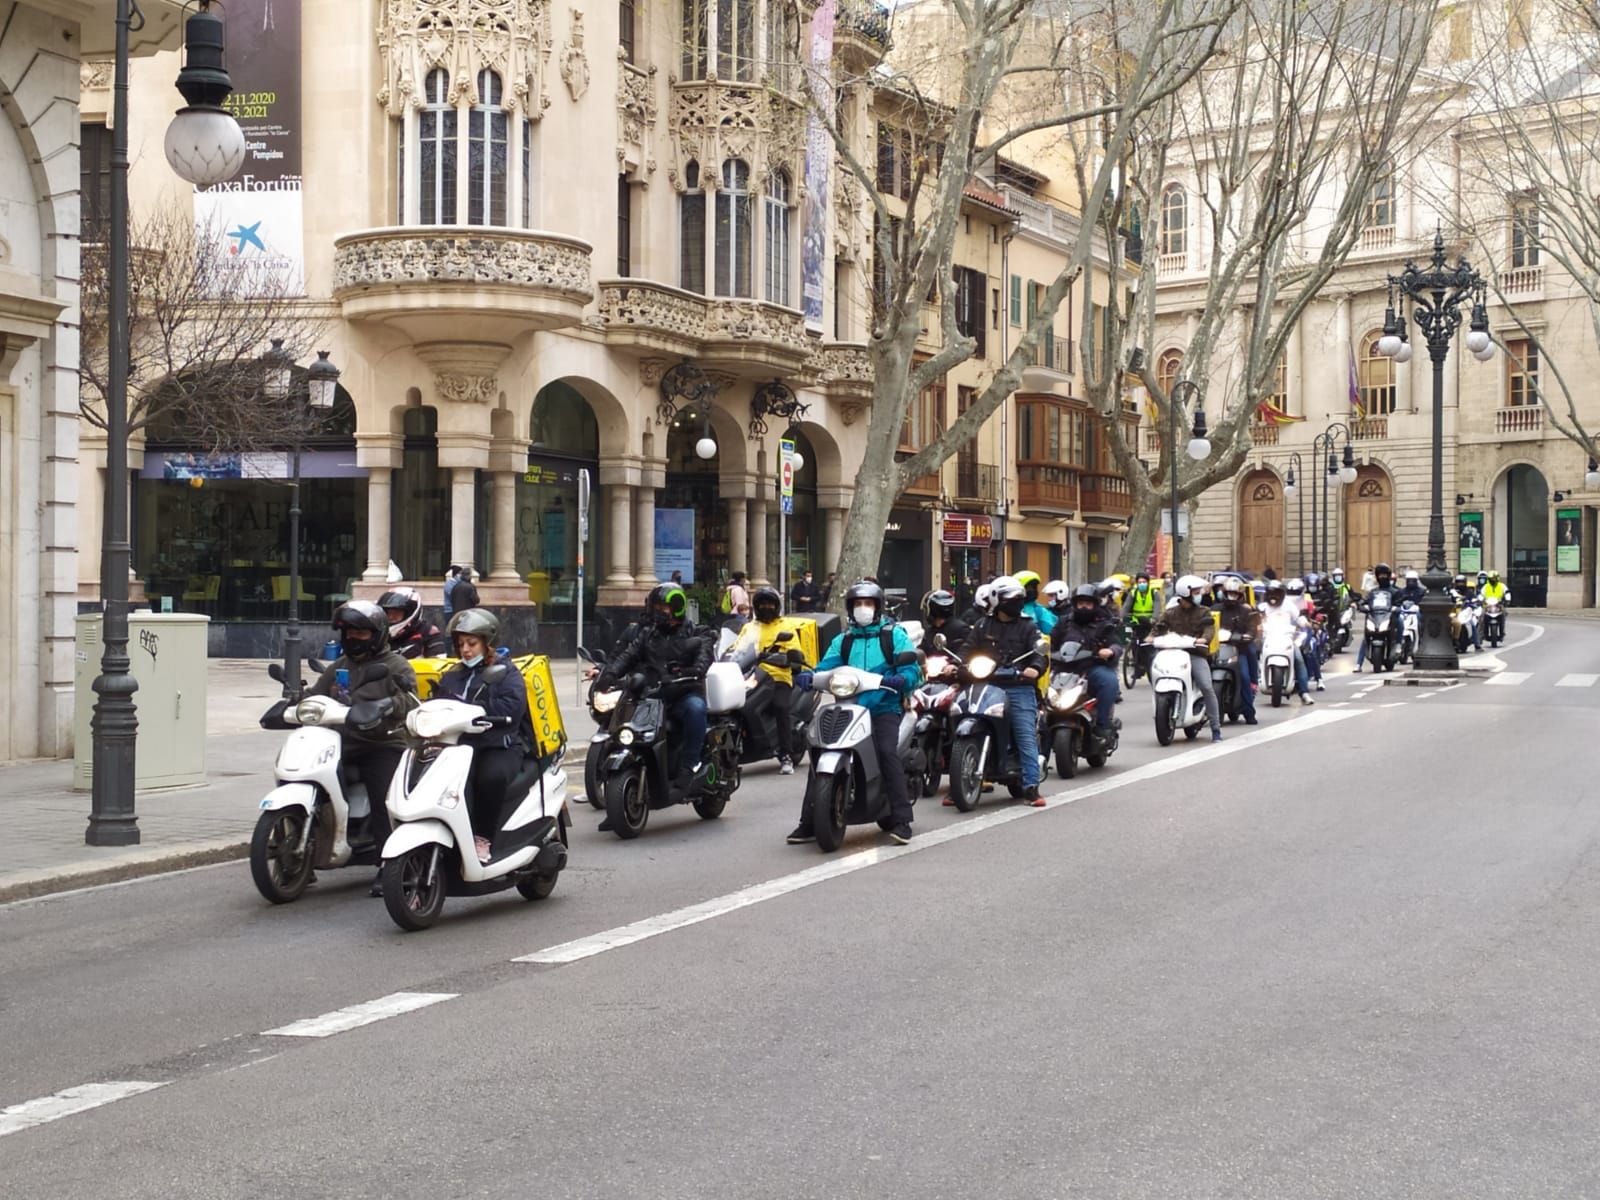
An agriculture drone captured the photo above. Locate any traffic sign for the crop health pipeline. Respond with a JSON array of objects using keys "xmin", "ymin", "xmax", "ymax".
[{"xmin": 780, "ymin": 436, "xmax": 795, "ymax": 499}]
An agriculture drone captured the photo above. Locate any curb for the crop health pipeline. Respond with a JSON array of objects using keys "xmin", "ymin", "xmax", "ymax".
[{"xmin": 0, "ymin": 840, "xmax": 251, "ymax": 906}]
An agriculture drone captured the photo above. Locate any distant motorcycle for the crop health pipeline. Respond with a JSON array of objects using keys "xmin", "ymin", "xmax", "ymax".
[
  {"xmin": 1398, "ymin": 600, "xmax": 1420, "ymax": 664},
  {"xmin": 1482, "ymin": 596, "xmax": 1506, "ymax": 647},
  {"xmin": 1362, "ymin": 591, "xmax": 1399, "ymax": 673},
  {"xmin": 1212, "ymin": 628, "xmax": 1251, "ymax": 722},
  {"xmin": 907, "ymin": 642, "xmax": 960, "ymax": 797},
  {"xmin": 1261, "ymin": 623, "xmax": 1297, "ymax": 708},
  {"xmin": 802, "ymin": 655, "xmax": 920, "ymax": 853},
  {"xmin": 1044, "ymin": 639, "xmax": 1118, "ymax": 777}
]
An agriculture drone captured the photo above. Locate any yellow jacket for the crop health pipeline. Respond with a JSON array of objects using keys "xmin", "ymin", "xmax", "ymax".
[{"xmin": 734, "ymin": 616, "xmax": 811, "ymax": 686}]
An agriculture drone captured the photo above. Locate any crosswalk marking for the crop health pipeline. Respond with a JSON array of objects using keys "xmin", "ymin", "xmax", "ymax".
[
  {"xmin": 1556, "ymin": 674, "xmax": 1599, "ymax": 688},
  {"xmin": 1485, "ymin": 672, "xmax": 1532, "ymax": 687}
]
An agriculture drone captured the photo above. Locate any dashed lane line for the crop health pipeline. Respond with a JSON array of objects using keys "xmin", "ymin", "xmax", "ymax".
[
  {"xmin": 0, "ymin": 1082, "xmax": 167, "ymax": 1139},
  {"xmin": 514, "ymin": 707, "xmax": 1368, "ymax": 967},
  {"xmin": 1556, "ymin": 674, "xmax": 1599, "ymax": 688},
  {"xmin": 1484, "ymin": 672, "xmax": 1532, "ymax": 687},
  {"xmin": 263, "ymin": 992, "xmax": 458, "ymax": 1039}
]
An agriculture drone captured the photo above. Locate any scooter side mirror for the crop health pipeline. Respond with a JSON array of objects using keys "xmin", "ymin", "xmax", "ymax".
[
  {"xmin": 267, "ymin": 662, "xmax": 286, "ymax": 684},
  {"xmin": 933, "ymin": 632, "xmax": 948, "ymax": 649},
  {"xmin": 307, "ymin": 658, "xmax": 328, "ymax": 675},
  {"xmin": 259, "ymin": 698, "xmax": 293, "ymax": 731}
]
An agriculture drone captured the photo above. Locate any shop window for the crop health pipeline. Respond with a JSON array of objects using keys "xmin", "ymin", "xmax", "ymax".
[{"xmin": 519, "ymin": 383, "xmax": 602, "ymax": 621}]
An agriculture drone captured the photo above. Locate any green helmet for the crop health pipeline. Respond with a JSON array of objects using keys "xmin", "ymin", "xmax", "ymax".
[{"xmin": 647, "ymin": 583, "xmax": 688, "ymax": 627}]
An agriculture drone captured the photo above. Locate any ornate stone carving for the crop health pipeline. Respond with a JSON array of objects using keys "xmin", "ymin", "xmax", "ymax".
[
  {"xmin": 80, "ymin": 58, "xmax": 113, "ymax": 91},
  {"xmin": 560, "ymin": 8, "xmax": 589, "ymax": 100},
  {"xmin": 436, "ymin": 371, "xmax": 499, "ymax": 403},
  {"xmin": 598, "ymin": 281, "xmax": 710, "ymax": 342},
  {"xmin": 637, "ymin": 358, "xmax": 670, "ymax": 387},
  {"xmin": 838, "ymin": 401, "xmax": 862, "ymax": 425},
  {"xmin": 617, "ymin": 61, "xmax": 658, "ymax": 171},
  {"xmin": 833, "ymin": 160, "xmax": 863, "ymax": 261},
  {"xmin": 333, "ymin": 229, "xmax": 593, "ymax": 299},
  {"xmin": 704, "ymin": 301, "xmax": 809, "ymax": 357},
  {"xmin": 812, "ymin": 342, "xmax": 873, "ymax": 384},
  {"xmin": 668, "ymin": 83, "xmax": 805, "ymax": 192},
  {"xmin": 377, "ymin": 0, "xmax": 552, "ymax": 118}
]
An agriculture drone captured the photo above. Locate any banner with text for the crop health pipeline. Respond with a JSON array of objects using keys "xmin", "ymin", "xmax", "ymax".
[
  {"xmin": 196, "ymin": 0, "xmax": 304, "ymax": 295},
  {"xmin": 1458, "ymin": 511, "xmax": 1484, "ymax": 574},
  {"xmin": 800, "ymin": 0, "xmax": 835, "ymax": 332}
]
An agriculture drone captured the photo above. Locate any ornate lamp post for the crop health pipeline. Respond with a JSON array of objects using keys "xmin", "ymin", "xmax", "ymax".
[
  {"xmin": 1283, "ymin": 452, "xmax": 1304, "ymax": 576},
  {"xmin": 1312, "ymin": 425, "xmax": 1358, "ymax": 574},
  {"xmin": 1377, "ymin": 229, "xmax": 1494, "ymax": 671},
  {"xmin": 88, "ymin": 0, "xmax": 245, "ymax": 847}
]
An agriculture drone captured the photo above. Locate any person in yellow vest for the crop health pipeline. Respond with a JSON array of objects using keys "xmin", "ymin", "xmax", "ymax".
[
  {"xmin": 741, "ymin": 586, "xmax": 809, "ymax": 774},
  {"xmin": 1480, "ymin": 570, "xmax": 1508, "ymax": 603},
  {"xmin": 1126, "ymin": 573, "xmax": 1159, "ymax": 682}
]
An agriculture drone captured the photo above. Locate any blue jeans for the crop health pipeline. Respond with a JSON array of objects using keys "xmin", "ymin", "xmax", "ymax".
[
  {"xmin": 671, "ymin": 693, "xmax": 708, "ymax": 770},
  {"xmin": 1292, "ymin": 648, "xmax": 1310, "ymax": 695},
  {"xmin": 1085, "ymin": 663, "xmax": 1120, "ymax": 729},
  {"xmin": 1004, "ymin": 684, "xmax": 1042, "ymax": 788},
  {"xmin": 1235, "ymin": 652, "xmax": 1257, "ymax": 719}
]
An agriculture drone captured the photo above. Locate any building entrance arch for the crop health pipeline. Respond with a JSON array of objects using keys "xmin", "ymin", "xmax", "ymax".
[
  {"xmin": 1236, "ymin": 469, "xmax": 1285, "ymax": 576},
  {"xmin": 1494, "ymin": 463, "xmax": 1550, "ymax": 605},
  {"xmin": 518, "ymin": 381, "xmax": 603, "ymax": 625}
]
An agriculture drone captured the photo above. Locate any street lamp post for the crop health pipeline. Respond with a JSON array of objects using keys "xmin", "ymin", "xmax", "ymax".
[
  {"xmin": 1312, "ymin": 424, "xmax": 1357, "ymax": 574},
  {"xmin": 264, "ymin": 343, "xmax": 341, "ymax": 702},
  {"xmin": 1169, "ymin": 380, "xmax": 1212, "ymax": 577},
  {"xmin": 1284, "ymin": 452, "xmax": 1304, "ymax": 576},
  {"xmin": 1379, "ymin": 228, "xmax": 1494, "ymax": 671},
  {"xmin": 87, "ymin": 0, "xmax": 244, "ymax": 846}
]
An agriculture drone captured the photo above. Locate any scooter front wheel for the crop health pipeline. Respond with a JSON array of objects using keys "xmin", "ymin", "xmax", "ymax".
[
  {"xmin": 381, "ymin": 844, "xmax": 447, "ymax": 931},
  {"xmin": 603, "ymin": 767, "xmax": 651, "ymax": 839},
  {"xmin": 811, "ymin": 771, "xmax": 849, "ymax": 852},
  {"xmin": 950, "ymin": 736, "xmax": 984, "ymax": 812},
  {"xmin": 692, "ymin": 795, "xmax": 727, "ymax": 820},
  {"xmin": 250, "ymin": 808, "xmax": 315, "ymax": 904},
  {"xmin": 1053, "ymin": 728, "xmax": 1078, "ymax": 779},
  {"xmin": 1155, "ymin": 694, "xmax": 1176, "ymax": 746}
]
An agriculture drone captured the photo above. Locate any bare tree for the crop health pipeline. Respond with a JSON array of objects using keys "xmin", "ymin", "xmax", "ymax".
[
  {"xmin": 1071, "ymin": 0, "xmax": 1442, "ymax": 574},
  {"xmin": 1450, "ymin": 0, "xmax": 1600, "ymax": 462},
  {"xmin": 79, "ymin": 204, "xmax": 324, "ymax": 453},
  {"xmin": 819, "ymin": 0, "xmax": 1238, "ymax": 602}
]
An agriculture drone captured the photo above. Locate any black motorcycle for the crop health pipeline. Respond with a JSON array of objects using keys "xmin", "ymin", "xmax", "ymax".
[
  {"xmin": 578, "ymin": 647, "xmax": 620, "ymax": 810},
  {"xmin": 592, "ymin": 666, "xmax": 743, "ymax": 839},
  {"xmin": 722, "ymin": 630, "xmax": 818, "ymax": 766},
  {"xmin": 1212, "ymin": 628, "xmax": 1251, "ymax": 722},
  {"xmin": 1042, "ymin": 640, "xmax": 1118, "ymax": 778},
  {"xmin": 948, "ymin": 648, "xmax": 1037, "ymax": 811}
]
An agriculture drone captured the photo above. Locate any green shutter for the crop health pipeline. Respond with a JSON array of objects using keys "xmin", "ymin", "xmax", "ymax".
[
  {"xmin": 1010, "ymin": 275, "xmax": 1022, "ymax": 327},
  {"xmin": 1026, "ymin": 280, "xmax": 1038, "ymax": 324}
]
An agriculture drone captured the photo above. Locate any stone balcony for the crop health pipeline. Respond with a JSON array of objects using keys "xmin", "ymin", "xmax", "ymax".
[
  {"xmin": 332, "ymin": 227, "xmax": 594, "ymax": 347},
  {"xmin": 597, "ymin": 280, "xmax": 812, "ymax": 379}
]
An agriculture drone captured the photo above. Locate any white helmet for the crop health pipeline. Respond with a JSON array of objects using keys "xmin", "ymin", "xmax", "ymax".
[
  {"xmin": 973, "ymin": 582, "xmax": 996, "ymax": 614},
  {"xmin": 991, "ymin": 575, "xmax": 1025, "ymax": 602},
  {"xmin": 1286, "ymin": 578, "xmax": 1307, "ymax": 595},
  {"xmin": 1404, "ymin": 569, "xmax": 1419, "ymax": 582},
  {"xmin": 1042, "ymin": 579, "xmax": 1070, "ymax": 605},
  {"xmin": 1174, "ymin": 573, "xmax": 1207, "ymax": 600}
]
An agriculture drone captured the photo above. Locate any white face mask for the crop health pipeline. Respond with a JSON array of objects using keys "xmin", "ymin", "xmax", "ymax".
[{"xmin": 852, "ymin": 605, "xmax": 876, "ymax": 626}]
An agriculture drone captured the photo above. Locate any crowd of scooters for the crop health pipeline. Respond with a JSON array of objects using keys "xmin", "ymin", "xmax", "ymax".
[{"xmin": 243, "ymin": 565, "xmax": 1511, "ymax": 932}]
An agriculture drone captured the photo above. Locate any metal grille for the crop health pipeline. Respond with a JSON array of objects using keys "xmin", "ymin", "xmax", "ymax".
[{"xmin": 817, "ymin": 706, "xmax": 854, "ymax": 744}]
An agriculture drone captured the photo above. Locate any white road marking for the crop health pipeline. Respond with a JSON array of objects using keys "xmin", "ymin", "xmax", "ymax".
[
  {"xmin": 0, "ymin": 1082, "xmax": 167, "ymax": 1139},
  {"xmin": 516, "ymin": 708, "xmax": 1367, "ymax": 967},
  {"xmin": 1380, "ymin": 701, "xmax": 1407, "ymax": 708},
  {"xmin": 1485, "ymin": 672, "xmax": 1531, "ymax": 687},
  {"xmin": 1556, "ymin": 674, "xmax": 1599, "ymax": 688},
  {"xmin": 263, "ymin": 992, "xmax": 457, "ymax": 1038}
]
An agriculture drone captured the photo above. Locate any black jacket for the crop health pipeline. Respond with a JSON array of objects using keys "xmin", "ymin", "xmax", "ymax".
[
  {"xmin": 789, "ymin": 578, "xmax": 821, "ymax": 612},
  {"xmin": 1050, "ymin": 606, "xmax": 1120, "ymax": 657},
  {"xmin": 602, "ymin": 618, "xmax": 715, "ymax": 688},
  {"xmin": 921, "ymin": 616, "xmax": 970, "ymax": 655},
  {"xmin": 1216, "ymin": 600, "xmax": 1259, "ymax": 641},
  {"xmin": 393, "ymin": 624, "xmax": 449, "ymax": 660},
  {"xmin": 971, "ymin": 614, "xmax": 1046, "ymax": 677},
  {"xmin": 306, "ymin": 649, "xmax": 419, "ymax": 750},
  {"xmin": 1398, "ymin": 583, "xmax": 1425, "ymax": 605},
  {"xmin": 451, "ymin": 578, "xmax": 481, "ymax": 613},
  {"xmin": 436, "ymin": 659, "xmax": 535, "ymax": 752}
]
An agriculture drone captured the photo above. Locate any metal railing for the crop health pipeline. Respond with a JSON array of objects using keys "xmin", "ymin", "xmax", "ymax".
[
  {"xmin": 1030, "ymin": 335, "xmax": 1074, "ymax": 374},
  {"xmin": 955, "ymin": 460, "xmax": 1000, "ymax": 504}
]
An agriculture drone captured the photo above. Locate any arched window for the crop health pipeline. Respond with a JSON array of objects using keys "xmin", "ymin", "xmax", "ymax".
[
  {"xmin": 680, "ymin": 160, "xmax": 706, "ymax": 294},
  {"xmin": 469, "ymin": 69, "xmax": 508, "ymax": 226},
  {"xmin": 1156, "ymin": 348, "xmax": 1183, "ymax": 399},
  {"xmin": 1160, "ymin": 184, "xmax": 1187, "ymax": 257},
  {"xmin": 764, "ymin": 168, "xmax": 792, "ymax": 305},
  {"xmin": 717, "ymin": 158, "xmax": 753, "ymax": 297},
  {"xmin": 420, "ymin": 69, "xmax": 457, "ymax": 224},
  {"xmin": 1359, "ymin": 330, "xmax": 1396, "ymax": 416}
]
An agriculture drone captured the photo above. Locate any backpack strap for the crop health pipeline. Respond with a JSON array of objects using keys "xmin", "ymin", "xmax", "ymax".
[{"xmin": 843, "ymin": 627, "xmax": 898, "ymax": 671}]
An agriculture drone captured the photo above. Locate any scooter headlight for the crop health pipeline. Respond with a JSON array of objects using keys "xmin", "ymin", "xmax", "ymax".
[
  {"xmin": 618, "ymin": 728, "xmax": 635, "ymax": 746},
  {"xmin": 592, "ymin": 690, "xmax": 621, "ymax": 714},
  {"xmin": 968, "ymin": 656, "xmax": 996, "ymax": 681},
  {"xmin": 295, "ymin": 697, "xmax": 329, "ymax": 725},
  {"xmin": 829, "ymin": 670, "xmax": 861, "ymax": 698},
  {"xmin": 406, "ymin": 708, "xmax": 450, "ymax": 741},
  {"xmin": 1049, "ymin": 687, "xmax": 1076, "ymax": 712}
]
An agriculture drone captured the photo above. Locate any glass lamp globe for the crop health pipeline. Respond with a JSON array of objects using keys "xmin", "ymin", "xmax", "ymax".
[
  {"xmin": 1186, "ymin": 435, "xmax": 1211, "ymax": 461},
  {"xmin": 164, "ymin": 107, "xmax": 246, "ymax": 185},
  {"xmin": 695, "ymin": 436, "xmax": 718, "ymax": 460},
  {"xmin": 1339, "ymin": 464, "xmax": 1358, "ymax": 485},
  {"xmin": 1284, "ymin": 481, "xmax": 1297, "ymax": 499},
  {"xmin": 1394, "ymin": 341, "xmax": 1413, "ymax": 364},
  {"xmin": 790, "ymin": 451, "xmax": 805, "ymax": 471},
  {"xmin": 1585, "ymin": 462, "xmax": 1600, "ymax": 490},
  {"xmin": 1472, "ymin": 342, "xmax": 1497, "ymax": 362},
  {"xmin": 1464, "ymin": 328, "xmax": 1491, "ymax": 354},
  {"xmin": 1377, "ymin": 332, "xmax": 1403, "ymax": 356}
]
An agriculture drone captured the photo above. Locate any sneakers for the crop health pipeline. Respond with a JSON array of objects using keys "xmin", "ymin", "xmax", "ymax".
[
  {"xmin": 887, "ymin": 824, "xmax": 913, "ymax": 845},
  {"xmin": 785, "ymin": 825, "xmax": 815, "ymax": 844},
  {"xmin": 1024, "ymin": 786, "xmax": 1045, "ymax": 808},
  {"xmin": 778, "ymin": 757, "xmax": 795, "ymax": 776},
  {"xmin": 1298, "ymin": 693, "xmax": 1315, "ymax": 706},
  {"xmin": 597, "ymin": 816, "xmax": 615, "ymax": 832},
  {"xmin": 368, "ymin": 875, "xmax": 383, "ymax": 898},
  {"xmin": 474, "ymin": 835, "xmax": 493, "ymax": 864},
  {"xmin": 1211, "ymin": 729, "xmax": 1223, "ymax": 743},
  {"xmin": 1244, "ymin": 715, "xmax": 1259, "ymax": 725},
  {"xmin": 1314, "ymin": 681, "xmax": 1325, "ymax": 692},
  {"xmin": 941, "ymin": 796, "xmax": 955, "ymax": 807}
]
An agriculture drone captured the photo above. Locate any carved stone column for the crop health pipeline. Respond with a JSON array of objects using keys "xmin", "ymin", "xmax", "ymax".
[
  {"xmin": 490, "ymin": 471, "xmax": 520, "ymax": 582},
  {"xmin": 363, "ymin": 469, "xmax": 393, "ymax": 582},
  {"xmin": 450, "ymin": 468, "xmax": 477, "ymax": 571},
  {"xmin": 726, "ymin": 498, "xmax": 747, "ymax": 581},
  {"xmin": 748, "ymin": 495, "xmax": 770, "ymax": 587},
  {"xmin": 634, "ymin": 484, "xmax": 658, "ymax": 585},
  {"xmin": 825, "ymin": 507, "xmax": 844, "ymax": 576},
  {"xmin": 607, "ymin": 485, "xmax": 634, "ymax": 588}
]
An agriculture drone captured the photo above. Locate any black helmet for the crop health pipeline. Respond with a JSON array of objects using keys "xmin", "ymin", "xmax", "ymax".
[
  {"xmin": 333, "ymin": 600, "xmax": 390, "ymax": 660},
  {"xmin": 752, "ymin": 586, "xmax": 782, "ymax": 620},
  {"xmin": 378, "ymin": 587, "xmax": 423, "ymax": 641},
  {"xmin": 646, "ymin": 583, "xmax": 688, "ymax": 627},
  {"xmin": 1374, "ymin": 562, "xmax": 1393, "ymax": 582},
  {"xmin": 845, "ymin": 580, "xmax": 885, "ymax": 626},
  {"xmin": 1071, "ymin": 583, "xmax": 1100, "ymax": 606},
  {"xmin": 445, "ymin": 606, "xmax": 500, "ymax": 646},
  {"xmin": 925, "ymin": 589, "xmax": 956, "ymax": 621}
]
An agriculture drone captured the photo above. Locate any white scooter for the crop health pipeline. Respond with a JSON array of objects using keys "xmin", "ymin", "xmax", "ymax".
[
  {"xmin": 251, "ymin": 686, "xmax": 393, "ymax": 904},
  {"xmin": 1398, "ymin": 599, "xmax": 1420, "ymax": 664},
  {"xmin": 1149, "ymin": 632, "xmax": 1210, "ymax": 746},
  {"xmin": 1261, "ymin": 622, "xmax": 1297, "ymax": 707},
  {"xmin": 379, "ymin": 671, "xmax": 570, "ymax": 931}
]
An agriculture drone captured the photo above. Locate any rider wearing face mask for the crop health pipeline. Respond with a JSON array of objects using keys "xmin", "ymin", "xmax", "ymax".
[
  {"xmin": 1151, "ymin": 574, "xmax": 1224, "ymax": 741},
  {"xmin": 972, "ymin": 576, "xmax": 1047, "ymax": 804},
  {"xmin": 1216, "ymin": 578, "xmax": 1260, "ymax": 725},
  {"xmin": 305, "ymin": 601, "xmax": 420, "ymax": 893},
  {"xmin": 1051, "ymin": 583, "xmax": 1121, "ymax": 735},
  {"xmin": 789, "ymin": 581, "xmax": 921, "ymax": 845},
  {"xmin": 1259, "ymin": 580, "xmax": 1314, "ymax": 705},
  {"xmin": 432, "ymin": 608, "xmax": 536, "ymax": 862},
  {"xmin": 1013, "ymin": 570, "xmax": 1057, "ymax": 635},
  {"xmin": 921, "ymin": 588, "xmax": 971, "ymax": 656}
]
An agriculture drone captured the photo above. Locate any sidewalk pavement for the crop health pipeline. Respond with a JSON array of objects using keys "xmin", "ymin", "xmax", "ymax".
[{"xmin": 0, "ymin": 657, "xmax": 601, "ymax": 904}]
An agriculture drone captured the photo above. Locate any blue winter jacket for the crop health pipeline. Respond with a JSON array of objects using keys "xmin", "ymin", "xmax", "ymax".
[
  {"xmin": 1023, "ymin": 600, "xmax": 1057, "ymax": 634},
  {"xmin": 815, "ymin": 621, "xmax": 923, "ymax": 715}
]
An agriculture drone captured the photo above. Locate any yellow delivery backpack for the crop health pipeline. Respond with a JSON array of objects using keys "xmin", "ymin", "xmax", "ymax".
[{"xmin": 409, "ymin": 654, "xmax": 568, "ymax": 760}]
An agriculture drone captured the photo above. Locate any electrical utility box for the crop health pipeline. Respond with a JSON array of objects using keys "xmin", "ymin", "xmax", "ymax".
[{"xmin": 74, "ymin": 612, "xmax": 211, "ymax": 791}]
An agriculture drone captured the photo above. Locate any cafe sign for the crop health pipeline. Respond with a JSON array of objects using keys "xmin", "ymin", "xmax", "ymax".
[{"xmin": 941, "ymin": 514, "xmax": 995, "ymax": 546}]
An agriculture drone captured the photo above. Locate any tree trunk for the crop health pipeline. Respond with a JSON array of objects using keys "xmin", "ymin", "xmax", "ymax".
[
  {"xmin": 1116, "ymin": 497, "xmax": 1163, "ymax": 577},
  {"xmin": 830, "ymin": 344, "xmax": 913, "ymax": 614}
]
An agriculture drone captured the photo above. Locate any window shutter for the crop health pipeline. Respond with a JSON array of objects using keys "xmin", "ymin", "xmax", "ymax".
[
  {"xmin": 876, "ymin": 123, "xmax": 895, "ymax": 193},
  {"xmin": 1010, "ymin": 275, "xmax": 1022, "ymax": 327}
]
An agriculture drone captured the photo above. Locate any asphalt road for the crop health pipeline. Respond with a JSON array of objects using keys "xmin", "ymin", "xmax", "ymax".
[{"xmin": 5, "ymin": 619, "xmax": 1600, "ymax": 1197}]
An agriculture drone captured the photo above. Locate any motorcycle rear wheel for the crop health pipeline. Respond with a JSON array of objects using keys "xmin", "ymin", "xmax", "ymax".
[
  {"xmin": 1053, "ymin": 728, "xmax": 1078, "ymax": 779},
  {"xmin": 693, "ymin": 795, "xmax": 727, "ymax": 820},
  {"xmin": 1269, "ymin": 668, "xmax": 1285, "ymax": 708},
  {"xmin": 381, "ymin": 844, "xmax": 446, "ymax": 932},
  {"xmin": 250, "ymin": 808, "xmax": 315, "ymax": 904},
  {"xmin": 950, "ymin": 736, "xmax": 984, "ymax": 812},
  {"xmin": 603, "ymin": 767, "xmax": 650, "ymax": 840},
  {"xmin": 583, "ymin": 741, "xmax": 606, "ymax": 809},
  {"xmin": 919, "ymin": 733, "xmax": 942, "ymax": 797}
]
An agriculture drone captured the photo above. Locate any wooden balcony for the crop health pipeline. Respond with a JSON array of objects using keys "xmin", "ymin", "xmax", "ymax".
[
  {"xmin": 1496, "ymin": 405, "xmax": 1543, "ymax": 435},
  {"xmin": 1080, "ymin": 472, "xmax": 1134, "ymax": 521},
  {"xmin": 1016, "ymin": 464, "xmax": 1079, "ymax": 516}
]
